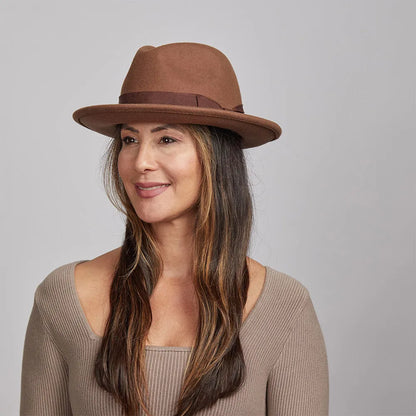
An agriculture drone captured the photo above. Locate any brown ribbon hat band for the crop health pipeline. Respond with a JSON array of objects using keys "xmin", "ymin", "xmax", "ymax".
[{"xmin": 118, "ymin": 91, "xmax": 245, "ymax": 113}]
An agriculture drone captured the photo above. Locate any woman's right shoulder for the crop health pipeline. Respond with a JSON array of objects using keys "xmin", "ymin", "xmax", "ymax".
[
  {"xmin": 32, "ymin": 248, "xmax": 121, "ymax": 338},
  {"xmin": 34, "ymin": 260, "xmax": 88, "ymax": 309},
  {"xmin": 73, "ymin": 248, "xmax": 121, "ymax": 314},
  {"xmin": 35, "ymin": 247, "xmax": 121, "ymax": 305}
]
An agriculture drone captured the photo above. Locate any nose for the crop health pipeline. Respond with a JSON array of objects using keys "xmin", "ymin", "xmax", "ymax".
[{"xmin": 133, "ymin": 141, "xmax": 158, "ymax": 172}]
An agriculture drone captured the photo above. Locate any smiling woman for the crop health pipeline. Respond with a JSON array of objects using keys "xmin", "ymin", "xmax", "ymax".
[{"xmin": 20, "ymin": 42, "xmax": 328, "ymax": 416}]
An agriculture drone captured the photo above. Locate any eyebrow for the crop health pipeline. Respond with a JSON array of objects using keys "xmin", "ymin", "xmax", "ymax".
[{"xmin": 120, "ymin": 124, "xmax": 185, "ymax": 134}]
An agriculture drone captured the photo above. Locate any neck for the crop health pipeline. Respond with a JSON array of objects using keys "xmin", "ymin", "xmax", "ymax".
[{"xmin": 151, "ymin": 217, "xmax": 196, "ymax": 283}]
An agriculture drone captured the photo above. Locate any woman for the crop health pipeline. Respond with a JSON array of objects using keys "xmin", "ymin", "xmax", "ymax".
[{"xmin": 20, "ymin": 43, "xmax": 329, "ymax": 416}]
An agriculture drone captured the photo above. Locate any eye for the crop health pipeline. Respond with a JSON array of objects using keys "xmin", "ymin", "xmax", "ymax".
[
  {"xmin": 120, "ymin": 135, "xmax": 177, "ymax": 146},
  {"xmin": 121, "ymin": 136, "xmax": 136, "ymax": 145},
  {"xmin": 160, "ymin": 136, "xmax": 177, "ymax": 145}
]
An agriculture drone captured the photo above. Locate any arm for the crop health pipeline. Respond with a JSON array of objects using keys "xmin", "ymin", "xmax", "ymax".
[
  {"xmin": 20, "ymin": 298, "xmax": 73, "ymax": 416},
  {"xmin": 266, "ymin": 293, "xmax": 329, "ymax": 416}
]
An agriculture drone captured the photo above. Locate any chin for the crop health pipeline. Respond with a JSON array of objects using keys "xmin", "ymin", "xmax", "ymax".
[
  {"xmin": 133, "ymin": 210, "xmax": 174, "ymax": 224},
  {"xmin": 134, "ymin": 214, "xmax": 164, "ymax": 224},
  {"xmin": 137, "ymin": 211, "xmax": 195, "ymax": 226}
]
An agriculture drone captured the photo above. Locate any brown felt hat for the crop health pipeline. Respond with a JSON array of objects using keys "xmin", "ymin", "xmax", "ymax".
[{"xmin": 72, "ymin": 42, "xmax": 282, "ymax": 149}]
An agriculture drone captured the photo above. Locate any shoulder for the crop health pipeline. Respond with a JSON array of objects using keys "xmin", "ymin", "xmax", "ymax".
[
  {"xmin": 246, "ymin": 257, "xmax": 309, "ymax": 304},
  {"xmin": 266, "ymin": 265, "xmax": 310, "ymax": 302},
  {"xmin": 35, "ymin": 247, "xmax": 120, "ymax": 308},
  {"xmin": 261, "ymin": 265, "xmax": 312, "ymax": 331},
  {"xmin": 73, "ymin": 246, "xmax": 121, "ymax": 304},
  {"xmin": 32, "ymin": 259, "xmax": 87, "ymax": 339},
  {"xmin": 33, "ymin": 248, "xmax": 120, "ymax": 336},
  {"xmin": 35, "ymin": 260, "xmax": 83, "ymax": 306},
  {"xmin": 245, "ymin": 257, "xmax": 310, "ymax": 324},
  {"xmin": 74, "ymin": 246, "xmax": 121, "ymax": 280}
]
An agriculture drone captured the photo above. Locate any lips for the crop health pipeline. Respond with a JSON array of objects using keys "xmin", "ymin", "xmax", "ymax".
[
  {"xmin": 134, "ymin": 183, "xmax": 170, "ymax": 198},
  {"xmin": 137, "ymin": 184, "xmax": 169, "ymax": 190},
  {"xmin": 135, "ymin": 182, "xmax": 170, "ymax": 188}
]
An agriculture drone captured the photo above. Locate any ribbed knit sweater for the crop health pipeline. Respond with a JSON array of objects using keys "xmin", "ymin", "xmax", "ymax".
[{"xmin": 20, "ymin": 260, "xmax": 329, "ymax": 416}]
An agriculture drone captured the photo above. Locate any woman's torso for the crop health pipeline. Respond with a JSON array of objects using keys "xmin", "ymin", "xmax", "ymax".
[{"xmin": 27, "ymin": 257, "xmax": 326, "ymax": 415}]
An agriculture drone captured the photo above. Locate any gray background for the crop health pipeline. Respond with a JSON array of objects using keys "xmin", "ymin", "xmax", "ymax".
[{"xmin": 1, "ymin": 0, "xmax": 415, "ymax": 415}]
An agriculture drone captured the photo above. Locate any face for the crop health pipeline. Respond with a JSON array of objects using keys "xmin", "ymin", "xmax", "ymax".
[{"xmin": 117, "ymin": 122, "xmax": 202, "ymax": 226}]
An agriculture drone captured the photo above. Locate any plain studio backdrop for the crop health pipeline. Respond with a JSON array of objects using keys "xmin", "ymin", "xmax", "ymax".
[{"xmin": 1, "ymin": 1, "xmax": 415, "ymax": 415}]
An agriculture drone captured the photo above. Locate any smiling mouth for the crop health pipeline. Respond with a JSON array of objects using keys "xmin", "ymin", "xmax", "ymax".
[
  {"xmin": 134, "ymin": 184, "xmax": 171, "ymax": 199},
  {"xmin": 136, "ymin": 184, "xmax": 170, "ymax": 190}
]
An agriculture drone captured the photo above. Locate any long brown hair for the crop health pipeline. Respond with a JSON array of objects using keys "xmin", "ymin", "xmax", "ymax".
[{"xmin": 95, "ymin": 124, "xmax": 254, "ymax": 416}]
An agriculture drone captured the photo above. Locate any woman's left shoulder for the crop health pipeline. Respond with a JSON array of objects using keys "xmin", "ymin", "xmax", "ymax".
[
  {"xmin": 248, "ymin": 257, "xmax": 310, "ymax": 301},
  {"xmin": 245, "ymin": 259, "xmax": 325, "ymax": 364},
  {"xmin": 266, "ymin": 265, "xmax": 310, "ymax": 297},
  {"xmin": 258, "ymin": 263, "xmax": 315, "ymax": 325}
]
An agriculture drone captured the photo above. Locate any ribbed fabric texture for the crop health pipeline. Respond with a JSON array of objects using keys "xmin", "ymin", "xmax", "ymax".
[{"xmin": 20, "ymin": 260, "xmax": 329, "ymax": 416}]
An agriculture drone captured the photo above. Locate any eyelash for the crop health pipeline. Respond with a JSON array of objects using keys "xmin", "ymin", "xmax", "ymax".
[{"xmin": 121, "ymin": 136, "xmax": 177, "ymax": 145}]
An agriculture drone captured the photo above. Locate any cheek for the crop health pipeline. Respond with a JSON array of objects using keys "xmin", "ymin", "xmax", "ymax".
[
  {"xmin": 183, "ymin": 159, "xmax": 202, "ymax": 189},
  {"xmin": 117, "ymin": 152, "xmax": 130, "ymax": 178}
]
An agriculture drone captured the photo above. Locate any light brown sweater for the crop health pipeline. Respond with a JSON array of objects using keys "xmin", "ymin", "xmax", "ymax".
[{"xmin": 20, "ymin": 260, "xmax": 329, "ymax": 415}]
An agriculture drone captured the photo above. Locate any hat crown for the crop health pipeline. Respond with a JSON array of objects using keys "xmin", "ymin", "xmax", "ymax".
[{"xmin": 120, "ymin": 43, "xmax": 242, "ymax": 111}]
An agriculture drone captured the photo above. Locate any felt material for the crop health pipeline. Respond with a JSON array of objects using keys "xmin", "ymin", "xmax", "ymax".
[{"xmin": 72, "ymin": 43, "xmax": 282, "ymax": 149}]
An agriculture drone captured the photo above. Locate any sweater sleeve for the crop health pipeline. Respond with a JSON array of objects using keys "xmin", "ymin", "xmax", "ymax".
[
  {"xmin": 20, "ymin": 297, "xmax": 73, "ymax": 416},
  {"xmin": 266, "ymin": 293, "xmax": 329, "ymax": 416}
]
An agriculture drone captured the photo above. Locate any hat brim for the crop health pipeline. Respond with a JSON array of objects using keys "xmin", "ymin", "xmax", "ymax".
[{"xmin": 72, "ymin": 104, "xmax": 282, "ymax": 149}]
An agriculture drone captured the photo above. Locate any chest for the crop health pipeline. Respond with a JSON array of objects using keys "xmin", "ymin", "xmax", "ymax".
[
  {"xmin": 146, "ymin": 283, "xmax": 200, "ymax": 347},
  {"xmin": 80, "ymin": 280, "xmax": 199, "ymax": 347},
  {"xmin": 76, "ymin": 261, "xmax": 265, "ymax": 347}
]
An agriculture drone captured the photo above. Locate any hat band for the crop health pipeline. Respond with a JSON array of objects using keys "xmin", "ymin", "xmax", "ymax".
[{"xmin": 118, "ymin": 91, "xmax": 244, "ymax": 113}]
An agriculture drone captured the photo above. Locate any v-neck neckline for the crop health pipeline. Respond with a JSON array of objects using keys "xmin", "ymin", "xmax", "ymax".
[{"xmin": 68, "ymin": 259, "xmax": 271, "ymax": 351}]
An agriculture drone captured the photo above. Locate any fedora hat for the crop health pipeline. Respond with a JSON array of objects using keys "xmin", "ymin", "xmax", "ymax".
[{"xmin": 72, "ymin": 42, "xmax": 282, "ymax": 149}]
